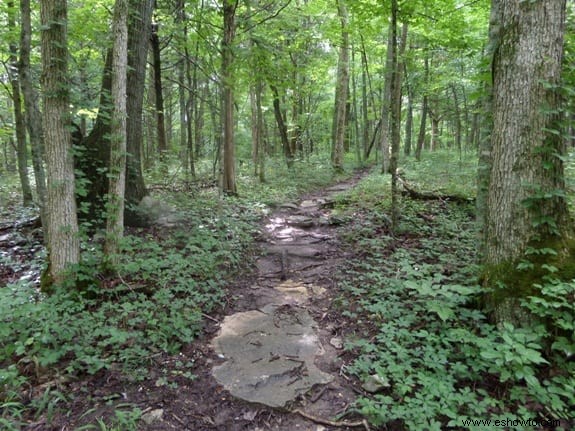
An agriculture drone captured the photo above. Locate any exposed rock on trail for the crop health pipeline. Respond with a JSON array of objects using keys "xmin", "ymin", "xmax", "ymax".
[{"xmin": 210, "ymin": 174, "xmax": 365, "ymax": 427}]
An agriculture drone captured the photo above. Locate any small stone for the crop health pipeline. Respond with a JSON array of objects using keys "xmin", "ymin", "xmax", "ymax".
[
  {"xmin": 286, "ymin": 215, "xmax": 314, "ymax": 228},
  {"xmin": 361, "ymin": 374, "xmax": 390, "ymax": 393},
  {"xmin": 299, "ymin": 200, "xmax": 317, "ymax": 208},
  {"xmin": 141, "ymin": 408, "xmax": 164, "ymax": 425},
  {"xmin": 329, "ymin": 337, "xmax": 343, "ymax": 349},
  {"xmin": 279, "ymin": 202, "xmax": 300, "ymax": 210},
  {"xmin": 310, "ymin": 285, "xmax": 326, "ymax": 296}
]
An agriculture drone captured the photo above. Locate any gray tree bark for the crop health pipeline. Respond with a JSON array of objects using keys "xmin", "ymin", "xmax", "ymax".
[
  {"xmin": 331, "ymin": 0, "xmax": 349, "ymax": 172},
  {"xmin": 19, "ymin": 0, "xmax": 48, "ymax": 226},
  {"xmin": 104, "ymin": 0, "xmax": 129, "ymax": 268},
  {"xmin": 40, "ymin": 0, "xmax": 80, "ymax": 285},
  {"xmin": 483, "ymin": 0, "xmax": 571, "ymax": 322},
  {"xmin": 7, "ymin": 1, "xmax": 33, "ymax": 206},
  {"xmin": 221, "ymin": 0, "xmax": 238, "ymax": 195}
]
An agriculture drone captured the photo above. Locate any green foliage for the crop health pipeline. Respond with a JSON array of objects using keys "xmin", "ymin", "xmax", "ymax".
[
  {"xmin": 335, "ymin": 169, "xmax": 574, "ymax": 429},
  {"xmin": 0, "ymin": 189, "xmax": 260, "ymax": 428},
  {"xmin": 237, "ymin": 155, "xmax": 355, "ymax": 204}
]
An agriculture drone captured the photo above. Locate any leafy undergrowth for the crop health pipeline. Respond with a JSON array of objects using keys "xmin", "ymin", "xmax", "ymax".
[
  {"xmin": 0, "ymin": 189, "xmax": 262, "ymax": 430},
  {"xmin": 0, "ymin": 157, "xmax": 360, "ymax": 430},
  {"xmin": 334, "ymin": 161, "xmax": 574, "ymax": 430}
]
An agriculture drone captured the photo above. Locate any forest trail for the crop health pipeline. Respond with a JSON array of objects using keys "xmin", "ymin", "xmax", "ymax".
[{"xmin": 208, "ymin": 171, "xmax": 368, "ymax": 430}]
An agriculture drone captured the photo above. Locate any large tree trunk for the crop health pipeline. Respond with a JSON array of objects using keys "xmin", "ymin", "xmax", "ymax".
[
  {"xmin": 103, "ymin": 0, "xmax": 129, "ymax": 268},
  {"xmin": 124, "ymin": 0, "xmax": 153, "ymax": 220},
  {"xmin": 331, "ymin": 0, "xmax": 349, "ymax": 172},
  {"xmin": 78, "ymin": 0, "xmax": 152, "ymax": 227},
  {"xmin": 40, "ymin": 0, "xmax": 80, "ymax": 286},
  {"xmin": 482, "ymin": 0, "xmax": 570, "ymax": 323}
]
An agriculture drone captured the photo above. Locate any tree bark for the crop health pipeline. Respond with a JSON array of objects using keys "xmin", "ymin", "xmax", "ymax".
[
  {"xmin": 7, "ymin": 1, "xmax": 33, "ymax": 206},
  {"xmin": 19, "ymin": 0, "xmax": 48, "ymax": 227},
  {"xmin": 103, "ymin": 0, "xmax": 129, "ymax": 268},
  {"xmin": 331, "ymin": 0, "xmax": 349, "ymax": 172},
  {"xmin": 270, "ymin": 84, "xmax": 293, "ymax": 168},
  {"xmin": 415, "ymin": 55, "xmax": 429, "ymax": 161},
  {"xmin": 389, "ymin": 0, "xmax": 401, "ymax": 230},
  {"xmin": 40, "ymin": 0, "xmax": 80, "ymax": 285},
  {"xmin": 125, "ymin": 0, "xmax": 153, "ymax": 218},
  {"xmin": 379, "ymin": 22, "xmax": 394, "ymax": 173},
  {"xmin": 221, "ymin": 0, "xmax": 238, "ymax": 195},
  {"xmin": 404, "ymin": 63, "xmax": 414, "ymax": 156},
  {"xmin": 483, "ymin": 0, "xmax": 571, "ymax": 323},
  {"xmin": 151, "ymin": 22, "xmax": 168, "ymax": 161}
]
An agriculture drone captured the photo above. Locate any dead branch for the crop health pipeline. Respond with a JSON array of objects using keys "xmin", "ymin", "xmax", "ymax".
[
  {"xmin": 397, "ymin": 175, "xmax": 473, "ymax": 204},
  {"xmin": 292, "ymin": 408, "xmax": 370, "ymax": 430}
]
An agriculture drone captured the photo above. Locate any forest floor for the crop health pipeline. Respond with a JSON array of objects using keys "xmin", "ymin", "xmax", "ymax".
[
  {"xmin": 1, "ymin": 170, "xmax": 371, "ymax": 431},
  {"xmin": 3, "ymin": 160, "xmax": 572, "ymax": 430}
]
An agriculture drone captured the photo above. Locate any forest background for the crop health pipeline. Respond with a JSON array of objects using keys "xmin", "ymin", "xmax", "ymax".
[{"xmin": 0, "ymin": 0, "xmax": 574, "ymax": 429}]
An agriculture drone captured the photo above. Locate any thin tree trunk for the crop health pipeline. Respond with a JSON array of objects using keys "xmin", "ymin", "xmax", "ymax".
[
  {"xmin": 270, "ymin": 84, "xmax": 293, "ymax": 168},
  {"xmin": 176, "ymin": 0, "xmax": 189, "ymax": 176},
  {"xmin": 450, "ymin": 84, "xmax": 462, "ymax": 160},
  {"xmin": 389, "ymin": 0, "xmax": 400, "ymax": 230},
  {"xmin": 415, "ymin": 55, "xmax": 429, "ymax": 161},
  {"xmin": 7, "ymin": 1, "xmax": 33, "ymax": 206},
  {"xmin": 104, "ymin": 0, "xmax": 129, "ymax": 268},
  {"xmin": 331, "ymin": 0, "xmax": 349, "ymax": 172},
  {"xmin": 379, "ymin": 23, "xmax": 394, "ymax": 173},
  {"xmin": 221, "ymin": 0, "xmax": 237, "ymax": 194},
  {"xmin": 19, "ymin": 0, "xmax": 48, "ymax": 226},
  {"xmin": 151, "ymin": 22, "xmax": 168, "ymax": 161}
]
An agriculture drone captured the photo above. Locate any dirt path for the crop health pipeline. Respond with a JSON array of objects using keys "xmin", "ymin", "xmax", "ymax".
[
  {"xmin": 208, "ymin": 172, "xmax": 368, "ymax": 430},
  {"xmin": 40, "ymin": 172, "xmax": 370, "ymax": 431}
]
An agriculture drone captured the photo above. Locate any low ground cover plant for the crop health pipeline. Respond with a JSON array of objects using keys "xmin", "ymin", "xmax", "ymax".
[{"xmin": 335, "ymin": 155, "xmax": 574, "ymax": 430}]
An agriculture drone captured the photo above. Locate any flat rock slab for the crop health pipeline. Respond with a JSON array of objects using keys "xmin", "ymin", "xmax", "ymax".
[
  {"xmin": 211, "ymin": 304, "xmax": 333, "ymax": 408},
  {"xmin": 265, "ymin": 245, "xmax": 322, "ymax": 258},
  {"xmin": 285, "ymin": 215, "xmax": 315, "ymax": 228}
]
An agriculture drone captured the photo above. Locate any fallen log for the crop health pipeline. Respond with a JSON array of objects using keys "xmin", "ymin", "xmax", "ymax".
[{"xmin": 397, "ymin": 175, "xmax": 474, "ymax": 204}]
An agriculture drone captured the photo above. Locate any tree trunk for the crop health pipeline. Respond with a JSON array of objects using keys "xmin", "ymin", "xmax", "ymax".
[
  {"xmin": 482, "ymin": 0, "xmax": 571, "ymax": 323},
  {"xmin": 250, "ymin": 79, "xmax": 265, "ymax": 181},
  {"xmin": 450, "ymin": 84, "xmax": 462, "ymax": 160},
  {"xmin": 389, "ymin": 0, "xmax": 401, "ymax": 230},
  {"xmin": 270, "ymin": 84, "xmax": 293, "ymax": 168},
  {"xmin": 151, "ymin": 22, "xmax": 168, "ymax": 161},
  {"xmin": 331, "ymin": 0, "xmax": 349, "ymax": 172},
  {"xmin": 415, "ymin": 97, "xmax": 427, "ymax": 161},
  {"xmin": 19, "ymin": 0, "xmax": 48, "ymax": 227},
  {"xmin": 103, "ymin": 0, "xmax": 129, "ymax": 268},
  {"xmin": 379, "ymin": 23, "xmax": 394, "ymax": 173},
  {"xmin": 40, "ymin": 0, "xmax": 80, "ymax": 286},
  {"xmin": 415, "ymin": 55, "xmax": 429, "ymax": 161},
  {"xmin": 124, "ymin": 0, "xmax": 153, "ymax": 219},
  {"xmin": 221, "ymin": 0, "xmax": 237, "ymax": 195},
  {"xmin": 7, "ymin": 1, "xmax": 33, "ymax": 206},
  {"xmin": 404, "ymin": 66, "xmax": 414, "ymax": 156}
]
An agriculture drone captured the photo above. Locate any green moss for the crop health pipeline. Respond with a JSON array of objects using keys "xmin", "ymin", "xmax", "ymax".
[
  {"xmin": 40, "ymin": 264, "xmax": 54, "ymax": 295},
  {"xmin": 480, "ymin": 235, "xmax": 575, "ymax": 325}
]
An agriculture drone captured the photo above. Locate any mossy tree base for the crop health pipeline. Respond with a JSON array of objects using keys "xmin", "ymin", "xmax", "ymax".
[{"xmin": 481, "ymin": 236, "xmax": 575, "ymax": 326}]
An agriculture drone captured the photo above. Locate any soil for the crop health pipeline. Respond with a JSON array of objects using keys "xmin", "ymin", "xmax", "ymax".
[{"xmin": 2, "ymin": 172, "xmax": 371, "ymax": 431}]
